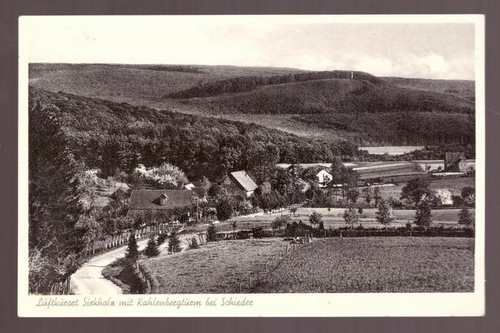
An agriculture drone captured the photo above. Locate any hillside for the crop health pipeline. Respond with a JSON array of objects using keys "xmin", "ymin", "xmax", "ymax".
[
  {"xmin": 178, "ymin": 78, "xmax": 473, "ymax": 115},
  {"xmin": 29, "ymin": 63, "xmax": 475, "ymax": 146},
  {"xmin": 29, "ymin": 88, "xmax": 359, "ymax": 182}
]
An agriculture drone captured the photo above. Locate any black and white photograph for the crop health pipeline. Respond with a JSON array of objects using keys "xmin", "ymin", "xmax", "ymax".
[{"xmin": 18, "ymin": 15, "xmax": 485, "ymax": 317}]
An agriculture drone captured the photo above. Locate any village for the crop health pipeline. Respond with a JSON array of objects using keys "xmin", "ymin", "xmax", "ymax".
[{"xmin": 55, "ymin": 148, "xmax": 476, "ymax": 295}]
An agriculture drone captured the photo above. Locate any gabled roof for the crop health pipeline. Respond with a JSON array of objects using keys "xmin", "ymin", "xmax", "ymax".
[
  {"xmin": 356, "ymin": 163, "xmax": 426, "ymax": 180},
  {"xmin": 445, "ymin": 152, "xmax": 465, "ymax": 164},
  {"xmin": 229, "ymin": 171, "xmax": 258, "ymax": 192},
  {"xmin": 129, "ymin": 190, "xmax": 193, "ymax": 210}
]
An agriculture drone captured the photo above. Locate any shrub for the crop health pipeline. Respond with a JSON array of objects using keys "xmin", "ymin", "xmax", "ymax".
[
  {"xmin": 207, "ymin": 223, "xmax": 217, "ymax": 242},
  {"xmin": 168, "ymin": 231, "xmax": 182, "ymax": 253},
  {"xmin": 125, "ymin": 234, "xmax": 139, "ymax": 260},
  {"xmin": 414, "ymin": 200, "xmax": 432, "ymax": 228},
  {"xmin": 252, "ymin": 226, "xmax": 264, "ymax": 239},
  {"xmin": 376, "ymin": 200, "xmax": 395, "ymax": 225},
  {"xmin": 343, "ymin": 207, "xmax": 359, "ymax": 230},
  {"xmin": 188, "ymin": 237, "xmax": 200, "ymax": 250},
  {"xmin": 144, "ymin": 236, "xmax": 160, "ymax": 257},
  {"xmin": 458, "ymin": 206, "xmax": 474, "ymax": 226},
  {"xmin": 157, "ymin": 233, "xmax": 168, "ymax": 245},
  {"xmin": 309, "ymin": 211, "xmax": 323, "ymax": 227}
]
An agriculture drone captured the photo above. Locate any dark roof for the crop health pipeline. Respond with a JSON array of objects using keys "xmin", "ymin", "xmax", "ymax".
[
  {"xmin": 445, "ymin": 152, "xmax": 465, "ymax": 164},
  {"xmin": 129, "ymin": 190, "xmax": 193, "ymax": 210},
  {"xmin": 190, "ymin": 187, "xmax": 207, "ymax": 198},
  {"xmin": 229, "ymin": 171, "xmax": 258, "ymax": 192},
  {"xmin": 356, "ymin": 163, "xmax": 426, "ymax": 180}
]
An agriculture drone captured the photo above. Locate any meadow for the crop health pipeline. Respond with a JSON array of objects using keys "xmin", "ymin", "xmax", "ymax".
[
  {"xmin": 253, "ymin": 237, "xmax": 474, "ymax": 293},
  {"xmin": 138, "ymin": 237, "xmax": 474, "ymax": 293},
  {"xmin": 140, "ymin": 239, "xmax": 288, "ymax": 294},
  {"xmin": 209, "ymin": 206, "xmax": 474, "ymax": 233}
]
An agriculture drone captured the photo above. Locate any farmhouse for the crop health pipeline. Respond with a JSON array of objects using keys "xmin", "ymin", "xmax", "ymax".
[
  {"xmin": 353, "ymin": 162, "xmax": 430, "ymax": 185},
  {"xmin": 221, "ymin": 171, "xmax": 258, "ymax": 198},
  {"xmin": 128, "ymin": 189, "xmax": 194, "ymax": 219},
  {"xmin": 316, "ymin": 169, "xmax": 332, "ymax": 188},
  {"xmin": 444, "ymin": 152, "xmax": 467, "ymax": 172}
]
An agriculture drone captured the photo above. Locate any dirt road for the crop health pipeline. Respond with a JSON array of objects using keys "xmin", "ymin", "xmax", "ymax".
[
  {"xmin": 70, "ymin": 239, "xmax": 148, "ymax": 295},
  {"xmin": 70, "ymin": 232, "xmax": 200, "ymax": 295}
]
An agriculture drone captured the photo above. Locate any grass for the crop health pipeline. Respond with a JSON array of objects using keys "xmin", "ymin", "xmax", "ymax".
[
  {"xmin": 253, "ymin": 237, "xmax": 474, "ymax": 293},
  {"xmin": 217, "ymin": 207, "xmax": 474, "ymax": 232},
  {"xmin": 140, "ymin": 239, "xmax": 288, "ymax": 293}
]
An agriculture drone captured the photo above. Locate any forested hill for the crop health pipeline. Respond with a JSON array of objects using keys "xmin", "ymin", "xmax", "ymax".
[
  {"xmin": 29, "ymin": 63, "xmax": 475, "ymax": 147},
  {"xmin": 29, "ymin": 88, "xmax": 359, "ymax": 182},
  {"xmin": 165, "ymin": 70, "xmax": 381, "ymax": 99}
]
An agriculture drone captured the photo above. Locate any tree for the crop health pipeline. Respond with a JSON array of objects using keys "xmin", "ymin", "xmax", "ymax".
[
  {"xmin": 144, "ymin": 236, "xmax": 160, "ymax": 257},
  {"xmin": 272, "ymin": 215, "xmax": 291, "ymax": 235},
  {"xmin": 346, "ymin": 187, "xmax": 360, "ymax": 204},
  {"xmin": 133, "ymin": 163, "xmax": 189, "ymax": 189},
  {"xmin": 231, "ymin": 221, "xmax": 238, "ymax": 240},
  {"xmin": 188, "ymin": 237, "xmax": 200, "ymax": 249},
  {"xmin": 363, "ymin": 187, "xmax": 373, "ymax": 206},
  {"xmin": 375, "ymin": 200, "xmax": 395, "ymax": 225},
  {"xmin": 309, "ymin": 211, "xmax": 323, "ymax": 227},
  {"xmin": 461, "ymin": 186, "xmax": 475, "ymax": 206},
  {"xmin": 458, "ymin": 206, "xmax": 474, "ymax": 226},
  {"xmin": 343, "ymin": 207, "xmax": 359, "ymax": 230},
  {"xmin": 290, "ymin": 206, "xmax": 298, "ymax": 216},
  {"xmin": 125, "ymin": 234, "xmax": 139, "ymax": 260},
  {"xmin": 207, "ymin": 223, "xmax": 217, "ymax": 242},
  {"xmin": 414, "ymin": 200, "xmax": 432, "ymax": 228},
  {"xmin": 400, "ymin": 178, "xmax": 432, "ymax": 208},
  {"xmin": 168, "ymin": 231, "xmax": 182, "ymax": 253},
  {"xmin": 373, "ymin": 187, "xmax": 382, "ymax": 206},
  {"xmin": 29, "ymin": 101, "xmax": 94, "ymax": 293}
]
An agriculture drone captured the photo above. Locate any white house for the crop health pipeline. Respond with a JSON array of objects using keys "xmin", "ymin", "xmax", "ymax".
[{"xmin": 316, "ymin": 169, "xmax": 332, "ymax": 188}]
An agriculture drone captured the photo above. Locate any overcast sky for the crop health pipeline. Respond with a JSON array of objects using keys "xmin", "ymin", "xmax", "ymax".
[{"xmin": 21, "ymin": 16, "xmax": 479, "ymax": 80}]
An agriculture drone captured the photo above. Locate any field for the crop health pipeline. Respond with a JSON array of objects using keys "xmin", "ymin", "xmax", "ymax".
[
  {"xmin": 359, "ymin": 176, "xmax": 475, "ymax": 202},
  {"xmin": 209, "ymin": 206, "xmax": 474, "ymax": 233},
  {"xmin": 140, "ymin": 239, "xmax": 288, "ymax": 293},
  {"xmin": 138, "ymin": 237, "xmax": 474, "ymax": 293},
  {"xmin": 254, "ymin": 237, "xmax": 474, "ymax": 293}
]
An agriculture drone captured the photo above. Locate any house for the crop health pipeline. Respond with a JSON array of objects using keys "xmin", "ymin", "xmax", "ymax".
[
  {"xmin": 128, "ymin": 190, "xmax": 194, "ymax": 223},
  {"xmin": 221, "ymin": 171, "xmax": 258, "ymax": 198},
  {"xmin": 444, "ymin": 152, "xmax": 467, "ymax": 172},
  {"xmin": 316, "ymin": 169, "xmax": 332, "ymax": 188}
]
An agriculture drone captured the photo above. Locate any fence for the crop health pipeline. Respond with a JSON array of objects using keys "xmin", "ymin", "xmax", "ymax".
[{"xmin": 82, "ymin": 223, "xmax": 175, "ymax": 257}]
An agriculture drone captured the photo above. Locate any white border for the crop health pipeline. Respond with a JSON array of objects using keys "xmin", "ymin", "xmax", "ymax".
[{"xmin": 18, "ymin": 15, "xmax": 485, "ymax": 317}]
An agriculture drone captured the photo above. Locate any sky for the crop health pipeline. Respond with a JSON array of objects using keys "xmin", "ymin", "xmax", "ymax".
[{"xmin": 21, "ymin": 15, "xmax": 479, "ymax": 80}]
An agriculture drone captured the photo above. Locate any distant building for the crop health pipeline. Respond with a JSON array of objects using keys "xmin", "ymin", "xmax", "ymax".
[
  {"xmin": 353, "ymin": 162, "xmax": 430, "ymax": 185},
  {"xmin": 221, "ymin": 171, "xmax": 258, "ymax": 198},
  {"xmin": 316, "ymin": 169, "xmax": 332, "ymax": 188},
  {"xmin": 444, "ymin": 153, "xmax": 467, "ymax": 172},
  {"xmin": 129, "ymin": 190, "xmax": 193, "ymax": 214}
]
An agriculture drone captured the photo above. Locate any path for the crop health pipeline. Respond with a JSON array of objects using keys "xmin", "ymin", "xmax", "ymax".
[
  {"xmin": 70, "ymin": 232, "xmax": 199, "ymax": 295},
  {"xmin": 70, "ymin": 239, "xmax": 148, "ymax": 295}
]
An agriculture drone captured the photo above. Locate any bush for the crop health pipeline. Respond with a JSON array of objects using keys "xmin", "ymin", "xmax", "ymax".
[
  {"xmin": 207, "ymin": 223, "xmax": 217, "ymax": 242},
  {"xmin": 252, "ymin": 226, "xmax": 265, "ymax": 239},
  {"xmin": 144, "ymin": 237, "xmax": 160, "ymax": 258},
  {"xmin": 414, "ymin": 200, "xmax": 433, "ymax": 228},
  {"xmin": 188, "ymin": 237, "xmax": 200, "ymax": 250},
  {"xmin": 157, "ymin": 233, "xmax": 168, "ymax": 246},
  {"xmin": 125, "ymin": 234, "xmax": 139, "ymax": 260},
  {"xmin": 168, "ymin": 231, "xmax": 182, "ymax": 253},
  {"xmin": 458, "ymin": 206, "xmax": 474, "ymax": 226}
]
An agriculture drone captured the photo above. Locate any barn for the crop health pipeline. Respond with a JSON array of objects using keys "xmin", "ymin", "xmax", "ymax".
[
  {"xmin": 221, "ymin": 171, "xmax": 258, "ymax": 198},
  {"xmin": 444, "ymin": 152, "xmax": 467, "ymax": 172},
  {"xmin": 128, "ymin": 190, "xmax": 195, "ymax": 222},
  {"xmin": 353, "ymin": 162, "xmax": 430, "ymax": 185}
]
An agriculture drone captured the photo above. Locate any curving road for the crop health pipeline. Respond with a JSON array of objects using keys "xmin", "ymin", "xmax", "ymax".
[
  {"xmin": 70, "ymin": 232, "xmax": 196, "ymax": 295},
  {"xmin": 70, "ymin": 239, "xmax": 148, "ymax": 295}
]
